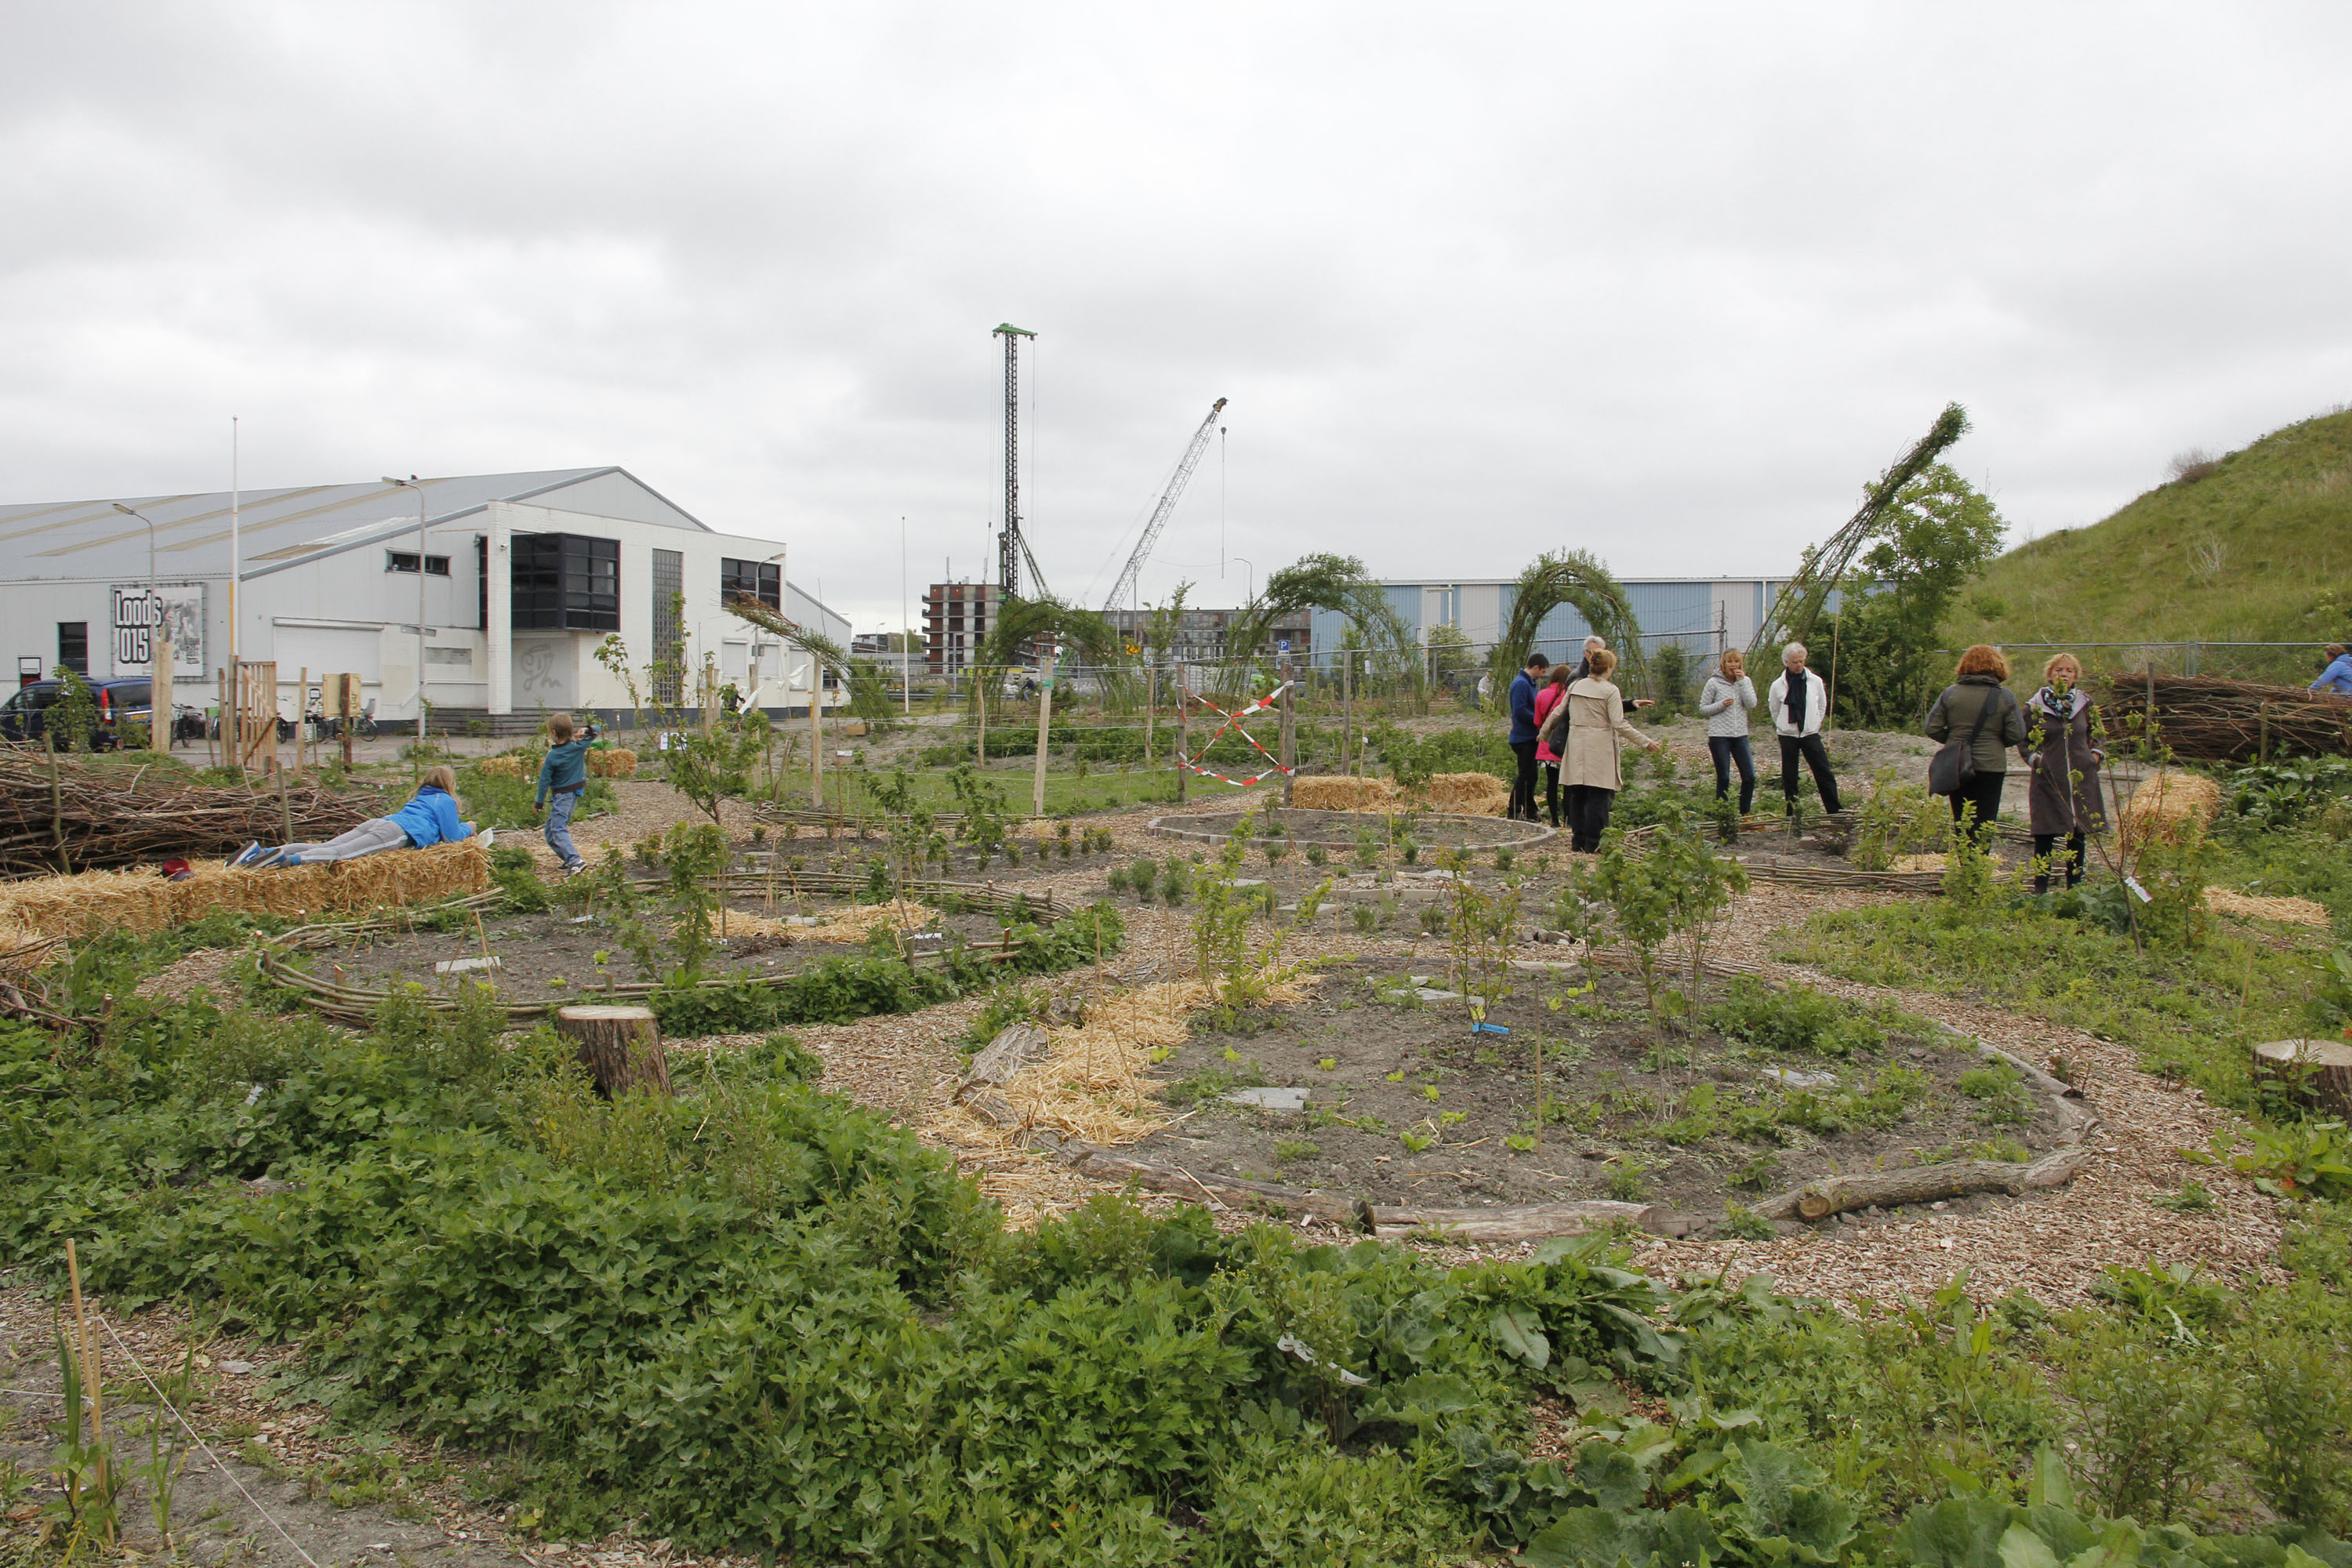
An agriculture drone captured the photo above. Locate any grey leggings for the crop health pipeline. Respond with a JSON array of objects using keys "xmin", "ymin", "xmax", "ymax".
[{"xmin": 274, "ymin": 818, "xmax": 412, "ymax": 862}]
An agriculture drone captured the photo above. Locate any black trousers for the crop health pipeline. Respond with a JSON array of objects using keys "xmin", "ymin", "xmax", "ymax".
[
  {"xmin": 1508, "ymin": 739, "xmax": 1540, "ymax": 820},
  {"xmin": 1565, "ymin": 784, "xmax": 1615, "ymax": 852},
  {"xmin": 1777, "ymin": 734, "xmax": 1842, "ymax": 813},
  {"xmin": 1543, "ymin": 763, "xmax": 1563, "ymax": 827},
  {"xmin": 1709, "ymin": 735, "xmax": 1756, "ymax": 815},
  {"xmin": 2033, "ymin": 831, "xmax": 2088, "ymax": 891},
  {"xmin": 1947, "ymin": 771, "xmax": 2005, "ymax": 843}
]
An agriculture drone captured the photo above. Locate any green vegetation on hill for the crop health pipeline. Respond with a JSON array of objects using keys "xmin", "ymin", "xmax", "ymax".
[{"xmin": 1944, "ymin": 407, "xmax": 2352, "ymax": 681}]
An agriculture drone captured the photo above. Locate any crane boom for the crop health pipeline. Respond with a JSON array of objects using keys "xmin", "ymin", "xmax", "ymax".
[{"xmin": 1102, "ymin": 397, "xmax": 1228, "ymax": 616}]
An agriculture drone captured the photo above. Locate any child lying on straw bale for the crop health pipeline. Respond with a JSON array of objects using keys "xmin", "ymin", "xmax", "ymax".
[{"xmin": 233, "ymin": 765, "xmax": 485, "ymax": 869}]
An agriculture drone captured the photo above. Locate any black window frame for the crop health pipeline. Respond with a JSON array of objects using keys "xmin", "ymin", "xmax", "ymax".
[
  {"xmin": 57, "ymin": 623, "xmax": 88, "ymax": 675},
  {"xmin": 387, "ymin": 551, "xmax": 452, "ymax": 576},
  {"xmin": 510, "ymin": 533, "xmax": 620, "ymax": 632},
  {"xmin": 720, "ymin": 557, "xmax": 782, "ymax": 611}
]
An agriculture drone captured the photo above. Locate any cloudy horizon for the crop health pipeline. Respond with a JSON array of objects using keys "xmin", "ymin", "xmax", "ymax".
[{"xmin": 5, "ymin": 3, "xmax": 2349, "ymax": 632}]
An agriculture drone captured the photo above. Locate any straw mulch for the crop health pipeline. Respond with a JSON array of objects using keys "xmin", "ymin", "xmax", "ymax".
[
  {"xmin": 590, "ymin": 749, "xmax": 639, "ymax": 779},
  {"xmin": 924, "ymin": 969, "xmax": 1320, "ymax": 1224},
  {"xmin": 1292, "ymin": 775, "xmax": 1402, "ymax": 811},
  {"xmin": 0, "ymin": 935, "xmax": 65, "ymax": 977},
  {"xmin": 702, "ymin": 902, "xmax": 938, "ymax": 944},
  {"xmin": 1889, "ymin": 853, "xmax": 1949, "ymax": 873},
  {"xmin": 1422, "ymin": 772, "xmax": 1510, "ymax": 815},
  {"xmin": 2205, "ymin": 887, "xmax": 2331, "ymax": 928},
  {"xmin": 2118, "ymin": 772, "xmax": 2221, "ymax": 854},
  {"xmin": 0, "ymin": 840, "xmax": 491, "ymax": 943},
  {"xmin": 474, "ymin": 755, "xmax": 524, "ymax": 779}
]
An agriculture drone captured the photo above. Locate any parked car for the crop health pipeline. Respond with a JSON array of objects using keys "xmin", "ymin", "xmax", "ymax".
[{"xmin": 0, "ymin": 677, "xmax": 157, "ymax": 750}]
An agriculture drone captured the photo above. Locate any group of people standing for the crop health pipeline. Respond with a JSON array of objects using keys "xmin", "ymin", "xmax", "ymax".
[{"xmin": 1507, "ymin": 637, "xmax": 2110, "ymax": 891}]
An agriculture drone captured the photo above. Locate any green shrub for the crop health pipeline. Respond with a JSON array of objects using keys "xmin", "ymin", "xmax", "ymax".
[{"xmin": 1704, "ymin": 977, "xmax": 1888, "ymax": 1058}]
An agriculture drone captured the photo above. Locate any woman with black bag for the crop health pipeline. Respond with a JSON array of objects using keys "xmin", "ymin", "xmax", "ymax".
[{"xmin": 1923, "ymin": 644, "xmax": 2028, "ymax": 844}]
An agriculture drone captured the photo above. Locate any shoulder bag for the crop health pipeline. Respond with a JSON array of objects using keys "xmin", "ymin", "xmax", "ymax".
[{"xmin": 1927, "ymin": 686, "xmax": 2009, "ymax": 797}]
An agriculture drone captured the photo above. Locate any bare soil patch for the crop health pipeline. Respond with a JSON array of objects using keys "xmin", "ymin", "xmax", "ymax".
[{"xmin": 1131, "ymin": 958, "xmax": 2068, "ymax": 1229}]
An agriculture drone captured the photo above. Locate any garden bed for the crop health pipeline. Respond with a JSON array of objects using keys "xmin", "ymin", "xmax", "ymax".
[
  {"xmin": 1127, "ymin": 957, "xmax": 2076, "ymax": 1231},
  {"xmin": 1148, "ymin": 807, "xmax": 1555, "ymax": 851}
]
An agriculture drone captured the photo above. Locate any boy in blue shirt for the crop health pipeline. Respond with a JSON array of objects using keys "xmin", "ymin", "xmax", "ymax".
[
  {"xmin": 535, "ymin": 712, "xmax": 600, "ymax": 875},
  {"xmin": 2310, "ymin": 644, "xmax": 2352, "ymax": 696}
]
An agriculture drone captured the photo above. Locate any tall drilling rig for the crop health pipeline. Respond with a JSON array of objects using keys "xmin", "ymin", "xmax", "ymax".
[{"xmin": 993, "ymin": 322, "xmax": 1036, "ymax": 598}]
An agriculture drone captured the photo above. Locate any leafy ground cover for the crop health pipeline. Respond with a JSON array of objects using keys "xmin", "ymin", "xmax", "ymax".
[{"xmin": 3, "ymin": 971, "xmax": 2350, "ymax": 1563}]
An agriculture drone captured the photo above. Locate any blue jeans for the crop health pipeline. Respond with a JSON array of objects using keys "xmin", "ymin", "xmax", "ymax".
[
  {"xmin": 1708, "ymin": 735, "xmax": 1755, "ymax": 815},
  {"xmin": 543, "ymin": 789, "xmax": 584, "ymax": 870}
]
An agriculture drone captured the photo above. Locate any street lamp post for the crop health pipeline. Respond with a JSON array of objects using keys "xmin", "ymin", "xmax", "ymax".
[{"xmin": 383, "ymin": 476, "xmax": 428, "ymax": 741}]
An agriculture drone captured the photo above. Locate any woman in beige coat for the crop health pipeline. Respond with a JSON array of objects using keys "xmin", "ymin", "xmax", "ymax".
[{"xmin": 1559, "ymin": 648, "xmax": 1662, "ymax": 851}]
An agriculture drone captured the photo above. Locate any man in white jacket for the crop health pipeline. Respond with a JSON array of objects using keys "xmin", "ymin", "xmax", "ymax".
[{"xmin": 1766, "ymin": 642, "xmax": 1842, "ymax": 814}]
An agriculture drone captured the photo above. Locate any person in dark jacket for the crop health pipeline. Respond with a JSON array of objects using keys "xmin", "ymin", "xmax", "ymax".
[
  {"xmin": 2020, "ymin": 652, "xmax": 2106, "ymax": 892},
  {"xmin": 1571, "ymin": 637, "xmax": 1653, "ymax": 717},
  {"xmin": 1506, "ymin": 652, "xmax": 1550, "ymax": 822},
  {"xmin": 234, "ymin": 766, "xmax": 479, "ymax": 869},
  {"xmin": 535, "ymin": 711, "xmax": 601, "ymax": 876},
  {"xmin": 1923, "ymin": 644, "xmax": 2029, "ymax": 844}
]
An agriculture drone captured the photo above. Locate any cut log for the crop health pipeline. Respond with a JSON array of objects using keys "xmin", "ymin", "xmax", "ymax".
[
  {"xmin": 1361, "ymin": 1200, "xmax": 1698, "ymax": 1242},
  {"xmin": 1752, "ymin": 1146, "xmax": 2090, "ymax": 1221},
  {"xmin": 2253, "ymin": 1038, "xmax": 2352, "ymax": 1118},
  {"xmin": 962, "ymin": 1089, "xmax": 1023, "ymax": 1128},
  {"xmin": 1061, "ymin": 1146, "xmax": 1360, "ymax": 1224},
  {"xmin": 956, "ymin": 1022, "xmax": 1049, "ymax": 1101},
  {"xmin": 554, "ymin": 1004, "xmax": 670, "ymax": 1098}
]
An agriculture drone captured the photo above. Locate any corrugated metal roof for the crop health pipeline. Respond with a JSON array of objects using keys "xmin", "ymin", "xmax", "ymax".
[{"xmin": 0, "ymin": 466, "xmax": 714, "ymax": 582}]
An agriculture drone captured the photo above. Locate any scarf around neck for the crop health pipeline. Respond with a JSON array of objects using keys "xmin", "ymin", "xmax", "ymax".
[{"xmin": 1786, "ymin": 668, "xmax": 1809, "ymax": 729}]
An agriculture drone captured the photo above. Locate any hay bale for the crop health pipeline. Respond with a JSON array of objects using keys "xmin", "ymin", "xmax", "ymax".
[
  {"xmin": 589, "ymin": 749, "xmax": 637, "ymax": 779},
  {"xmin": 1290, "ymin": 775, "xmax": 1400, "ymax": 811},
  {"xmin": 2118, "ymin": 772, "xmax": 2221, "ymax": 855},
  {"xmin": 2205, "ymin": 888, "xmax": 2330, "ymax": 928},
  {"xmin": 699, "ymin": 902, "xmax": 936, "ymax": 944},
  {"xmin": 1420, "ymin": 772, "xmax": 1511, "ymax": 817},
  {"xmin": 475, "ymin": 755, "xmax": 524, "ymax": 779},
  {"xmin": 0, "ymin": 840, "xmax": 492, "ymax": 941}
]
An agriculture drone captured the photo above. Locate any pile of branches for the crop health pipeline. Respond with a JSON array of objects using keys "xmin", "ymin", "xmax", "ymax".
[
  {"xmin": 2102, "ymin": 673, "xmax": 2352, "ymax": 764},
  {"xmin": 0, "ymin": 752, "xmax": 380, "ymax": 876}
]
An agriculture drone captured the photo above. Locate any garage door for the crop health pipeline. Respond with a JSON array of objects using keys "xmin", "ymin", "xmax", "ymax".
[{"xmin": 272, "ymin": 624, "xmax": 384, "ymax": 684}]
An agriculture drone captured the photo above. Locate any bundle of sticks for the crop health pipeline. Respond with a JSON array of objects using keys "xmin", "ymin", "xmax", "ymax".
[
  {"xmin": 0, "ymin": 752, "xmax": 380, "ymax": 877},
  {"xmin": 2101, "ymin": 673, "xmax": 2352, "ymax": 764}
]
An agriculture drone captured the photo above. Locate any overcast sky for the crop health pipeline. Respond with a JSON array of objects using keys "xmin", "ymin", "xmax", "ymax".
[{"xmin": 5, "ymin": 4, "xmax": 2350, "ymax": 631}]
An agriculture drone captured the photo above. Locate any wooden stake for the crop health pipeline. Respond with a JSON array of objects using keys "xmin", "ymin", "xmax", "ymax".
[
  {"xmin": 1033, "ymin": 646, "xmax": 1057, "ymax": 819},
  {"xmin": 1175, "ymin": 681, "xmax": 1189, "ymax": 805},
  {"xmin": 153, "ymin": 637, "xmax": 173, "ymax": 756},
  {"xmin": 65, "ymin": 1239, "xmax": 111, "ymax": 1517}
]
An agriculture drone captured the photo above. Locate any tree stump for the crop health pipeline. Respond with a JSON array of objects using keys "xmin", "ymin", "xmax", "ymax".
[
  {"xmin": 554, "ymin": 1005, "xmax": 670, "ymax": 1098},
  {"xmin": 2253, "ymin": 1039, "xmax": 2352, "ymax": 1118}
]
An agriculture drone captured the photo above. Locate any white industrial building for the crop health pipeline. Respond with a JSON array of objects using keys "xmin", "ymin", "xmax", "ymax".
[{"xmin": 0, "ymin": 468, "xmax": 849, "ymax": 729}]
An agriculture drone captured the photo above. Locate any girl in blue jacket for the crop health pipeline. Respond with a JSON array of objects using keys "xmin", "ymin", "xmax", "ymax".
[{"xmin": 234, "ymin": 766, "xmax": 480, "ymax": 869}]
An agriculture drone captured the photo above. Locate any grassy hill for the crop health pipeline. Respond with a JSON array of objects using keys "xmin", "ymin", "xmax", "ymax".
[{"xmin": 1941, "ymin": 405, "xmax": 2352, "ymax": 683}]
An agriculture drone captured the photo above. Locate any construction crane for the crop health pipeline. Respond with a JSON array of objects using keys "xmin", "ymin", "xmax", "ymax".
[
  {"xmin": 1101, "ymin": 397, "xmax": 1229, "ymax": 617},
  {"xmin": 993, "ymin": 323, "xmax": 1036, "ymax": 598}
]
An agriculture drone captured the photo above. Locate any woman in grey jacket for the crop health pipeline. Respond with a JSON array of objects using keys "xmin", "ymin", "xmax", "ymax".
[
  {"xmin": 1699, "ymin": 650, "xmax": 1758, "ymax": 814},
  {"xmin": 1923, "ymin": 644, "xmax": 2029, "ymax": 844}
]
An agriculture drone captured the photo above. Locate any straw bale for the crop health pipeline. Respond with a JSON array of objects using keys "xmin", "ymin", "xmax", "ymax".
[
  {"xmin": 589, "ymin": 749, "xmax": 638, "ymax": 779},
  {"xmin": 474, "ymin": 756, "xmax": 524, "ymax": 779},
  {"xmin": 1420, "ymin": 771, "xmax": 1510, "ymax": 816},
  {"xmin": 2205, "ymin": 887, "xmax": 2330, "ymax": 928},
  {"xmin": 2118, "ymin": 772, "xmax": 2221, "ymax": 854},
  {"xmin": 0, "ymin": 840, "xmax": 491, "ymax": 940},
  {"xmin": 1291, "ymin": 775, "xmax": 1400, "ymax": 811}
]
